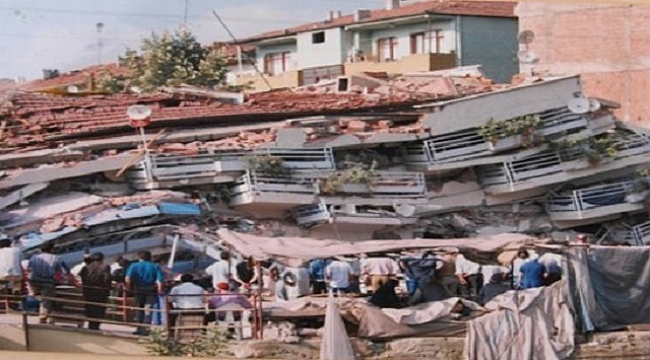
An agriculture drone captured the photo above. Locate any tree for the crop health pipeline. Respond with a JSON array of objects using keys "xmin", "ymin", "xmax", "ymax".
[{"xmin": 96, "ymin": 28, "xmax": 228, "ymax": 93}]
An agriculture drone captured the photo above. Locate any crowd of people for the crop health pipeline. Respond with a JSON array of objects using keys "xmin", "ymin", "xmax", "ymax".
[{"xmin": 0, "ymin": 239, "xmax": 565, "ymax": 334}]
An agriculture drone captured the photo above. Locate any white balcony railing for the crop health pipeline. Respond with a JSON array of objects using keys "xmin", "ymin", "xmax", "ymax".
[
  {"xmin": 596, "ymin": 220, "xmax": 650, "ymax": 246},
  {"xmin": 230, "ymin": 171, "xmax": 319, "ymax": 198},
  {"xmin": 479, "ymin": 132, "xmax": 650, "ymax": 190},
  {"xmin": 319, "ymin": 171, "xmax": 427, "ymax": 197},
  {"xmin": 127, "ymin": 147, "xmax": 335, "ymax": 186},
  {"xmin": 292, "ymin": 201, "xmax": 331, "ymax": 226},
  {"xmin": 545, "ymin": 179, "xmax": 640, "ymax": 220},
  {"xmin": 405, "ymin": 107, "xmax": 588, "ymax": 165}
]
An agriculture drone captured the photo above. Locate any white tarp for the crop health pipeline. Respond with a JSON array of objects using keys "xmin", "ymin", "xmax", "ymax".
[
  {"xmin": 463, "ymin": 281, "xmax": 575, "ymax": 360},
  {"xmin": 216, "ymin": 229, "xmax": 541, "ymax": 265},
  {"xmin": 320, "ymin": 294, "xmax": 355, "ymax": 360}
]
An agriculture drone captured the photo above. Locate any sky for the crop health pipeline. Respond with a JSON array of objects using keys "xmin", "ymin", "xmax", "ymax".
[{"xmin": 0, "ymin": 0, "xmax": 386, "ymax": 80}]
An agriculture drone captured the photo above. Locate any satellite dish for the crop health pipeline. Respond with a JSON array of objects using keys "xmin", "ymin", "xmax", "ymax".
[
  {"xmin": 588, "ymin": 98, "xmax": 601, "ymax": 112},
  {"xmin": 517, "ymin": 50, "xmax": 538, "ymax": 64},
  {"xmin": 67, "ymin": 85, "xmax": 80, "ymax": 93},
  {"xmin": 126, "ymin": 105, "xmax": 152, "ymax": 120},
  {"xmin": 567, "ymin": 97, "xmax": 591, "ymax": 114},
  {"xmin": 518, "ymin": 30, "xmax": 535, "ymax": 45},
  {"xmin": 130, "ymin": 86, "xmax": 142, "ymax": 94}
]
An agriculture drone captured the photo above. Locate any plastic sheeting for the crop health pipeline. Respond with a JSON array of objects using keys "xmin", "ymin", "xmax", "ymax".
[
  {"xmin": 217, "ymin": 229, "xmax": 542, "ymax": 266},
  {"xmin": 463, "ymin": 281, "xmax": 575, "ymax": 360},
  {"xmin": 320, "ymin": 294, "xmax": 355, "ymax": 360},
  {"xmin": 575, "ymin": 246, "xmax": 650, "ymax": 331}
]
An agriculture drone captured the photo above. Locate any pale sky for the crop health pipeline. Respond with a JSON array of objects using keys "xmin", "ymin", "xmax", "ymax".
[{"xmin": 0, "ymin": 0, "xmax": 385, "ymax": 80}]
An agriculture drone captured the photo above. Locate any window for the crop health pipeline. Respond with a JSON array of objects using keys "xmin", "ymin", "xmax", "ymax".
[
  {"xmin": 263, "ymin": 52, "xmax": 291, "ymax": 76},
  {"xmin": 410, "ymin": 30, "xmax": 444, "ymax": 54},
  {"xmin": 377, "ymin": 37, "xmax": 398, "ymax": 62},
  {"xmin": 312, "ymin": 31, "xmax": 325, "ymax": 44}
]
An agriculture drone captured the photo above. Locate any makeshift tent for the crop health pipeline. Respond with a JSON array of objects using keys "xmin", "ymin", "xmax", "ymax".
[
  {"xmin": 463, "ymin": 281, "xmax": 575, "ymax": 360},
  {"xmin": 216, "ymin": 229, "xmax": 544, "ymax": 266}
]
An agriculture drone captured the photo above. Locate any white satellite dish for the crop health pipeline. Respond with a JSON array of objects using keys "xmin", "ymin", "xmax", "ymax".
[
  {"xmin": 567, "ymin": 97, "xmax": 591, "ymax": 114},
  {"xmin": 517, "ymin": 50, "xmax": 538, "ymax": 64},
  {"xmin": 126, "ymin": 105, "xmax": 152, "ymax": 120},
  {"xmin": 518, "ymin": 30, "xmax": 535, "ymax": 45},
  {"xmin": 588, "ymin": 98, "xmax": 601, "ymax": 112},
  {"xmin": 67, "ymin": 85, "xmax": 80, "ymax": 93},
  {"xmin": 130, "ymin": 86, "xmax": 143, "ymax": 94}
]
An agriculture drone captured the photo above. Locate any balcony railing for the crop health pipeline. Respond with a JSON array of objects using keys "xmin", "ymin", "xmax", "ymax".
[
  {"xmin": 319, "ymin": 171, "xmax": 426, "ymax": 197},
  {"xmin": 545, "ymin": 179, "xmax": 642, "ymax": 221},
  {"xmin": 478, "ymin": 132, "xmax": 650, "ymax": 191},
  {"xmin": 230, "ymin": 171, "xmax": 319, "ymax": 198},
  {"xmin": 596, "ymin": 220, "xmax": 650, "ymax": 246},
  {"xmin": 405, "ymin": 107, "xmax": 589, "ymax": 166},
  {"xmin": 127, "ymin": 147, "xmax": 335, "ymax": 188}
]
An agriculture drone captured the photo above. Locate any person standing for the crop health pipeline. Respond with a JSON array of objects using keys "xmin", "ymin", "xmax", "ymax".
[
  {"xmin": 0, "ymin": 239, "xmax": 23, "ymax": 295},
  {"xmin": 233, "ymin": 256, "xmax": 259, "ymax": 293},
  {"xmin": 125, "ymin": 250, "xmax": 164, "ymax": 336},
  {"xmin": 308, "ymin": 258, "xmax": 330, "ymax": 295},
  {"xmin": 361, "ymin": 253, "xmax": 399, "ymax": 293},
  {"xmin": 511, "ymin": 248, "xmax": 531, "ymax": 289},
  {"xmin": 27, "ymin": 243, "xmax": 71, "ymax": 324},
  {"xmin": 454, "ymin": 253, "xmax": 483, "ymax": 302},
  {"xmin": 210, "ymin": 251, "xmax": 233, "ymax": 290},
  {"xmin": 79, "ymin": 252, "xmax": 112, "ymax": 330},
  {"xmin": 519, "ymin": 258, "xmax": 545, "ymax": 290},
  {"xmin": 71, "ymin": 255, "xmax": 93, "ymax": 283},
  {"xmin": 167, "ymin": 273, "xmax": 206, "ymax": 333},
  {"xmin": 324, "ymin": 258, "xmax": 353, "ymax": 294},
  {"xmin": 477, "ymin": 273, "xmax": 511, "ymax": 306}
]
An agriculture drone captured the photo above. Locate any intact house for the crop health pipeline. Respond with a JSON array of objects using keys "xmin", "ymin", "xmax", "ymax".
[{"xmin": 233, "ymin": 0, "xmax": 519, "ymax": 91}]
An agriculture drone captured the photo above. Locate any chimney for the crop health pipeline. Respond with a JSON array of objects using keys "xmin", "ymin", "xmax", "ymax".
[
  {"xmin": 386, "ymin": 0, "xmax": 400, "ymax": 10},
  {"xmin": 327, "ymin": 11, "xmax": 342, "ymax": 21},
  {"xmin": 354, "ymin": 9, "xmax": 372, "ymax": 22}
]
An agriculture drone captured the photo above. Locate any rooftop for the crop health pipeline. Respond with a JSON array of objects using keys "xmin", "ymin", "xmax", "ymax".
[{"xmin": 238, "ymin": 1, "xmax": 516, "ymax": 43}]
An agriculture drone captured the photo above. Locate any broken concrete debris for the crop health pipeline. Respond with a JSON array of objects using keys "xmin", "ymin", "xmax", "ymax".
[{"xmin": 0, "ymin": 70, "xmax": 647, "ymax": 268}]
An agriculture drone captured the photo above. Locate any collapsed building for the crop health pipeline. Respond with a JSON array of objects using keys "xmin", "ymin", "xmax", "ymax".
[{"xmin": 1, "ymin": 67, "xmax": 649, "ymax": 265}]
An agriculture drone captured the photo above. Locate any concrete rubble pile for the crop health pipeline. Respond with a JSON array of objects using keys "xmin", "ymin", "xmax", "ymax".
[{"xmin": 0, "ymin": 66, "xmax": 648, "ymax": 265}]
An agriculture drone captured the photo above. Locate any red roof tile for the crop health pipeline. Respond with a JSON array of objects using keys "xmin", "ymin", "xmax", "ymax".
[
  {"xmin": 17, "ymin": 64, "xmax": 130, "ymax": 92},
  {"xmin": 239, "ymin": 1, "xmax": 516, "ymax": 43}
]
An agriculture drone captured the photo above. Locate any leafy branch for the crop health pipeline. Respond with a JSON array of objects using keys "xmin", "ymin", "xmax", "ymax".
[
  {"xmin": 246, "ymin": 155, "xmax": 293, "ymax": 177},
  {"xmin": 477, "ymin": 114, "xmax": 543, "ymax": 147},
  {"xmin": 551, "ymin": 135, "xmax": 620, "ymax": 165},
  {"xmin": 319, "ymin": 161, "xmax": 378, "ymax": 195}
]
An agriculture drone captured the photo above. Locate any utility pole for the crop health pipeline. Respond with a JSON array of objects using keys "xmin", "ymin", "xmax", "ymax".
[
  {"xmin": 96, "ymin": 22, "xmax": 104, "ymax": 64},
  {"xmin": 183, "ymin": 0, "xmax": 189, "ymax": 26}
]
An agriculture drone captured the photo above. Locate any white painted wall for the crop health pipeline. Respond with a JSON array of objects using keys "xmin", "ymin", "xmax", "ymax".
[
  {"xmin": 296, "ymin": 27, "xmax": 346, "ymax": 69},
  {"xmin": 255, "ymin": 42, "xmax": 299, "ymax": 73},
  {"xmin": 368, "ymin": 20, "xmax": 456, "ymax": 59}
]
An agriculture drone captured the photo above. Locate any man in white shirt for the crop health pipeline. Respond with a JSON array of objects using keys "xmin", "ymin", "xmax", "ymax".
[
  {"xmin": 210, "ymin": 251, "xmax": 233, "ymax": 290},
  {"xmin": 325, "ymin": 258, "xmax": 353, "ymax": 293},
  {"xmin": 361, "ymin": 253, "xmax": 399, "ymax": 293},
  {"xmin": 278, "ymin": 265, "xmax": 310, "ymax": 300},
  {"xmin": 167, "ymin": 273, "xmax": 206, "ymax": 331},
  {"xmin": 0, "ymin": 239, "xmax": 23, "ymax": 293},
  {"xmin": 454, "ymin": 253, "xmax": 483, "ymax": 302}
]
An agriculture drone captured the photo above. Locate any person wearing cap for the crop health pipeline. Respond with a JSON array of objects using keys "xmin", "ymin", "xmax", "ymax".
[
  {"xmin": 79, "ymin": 252, "xmax": 112, "ymax": 330},
  {"xmin": 477, "ymin": 273, "xmax": 511, "ymax": 306}
]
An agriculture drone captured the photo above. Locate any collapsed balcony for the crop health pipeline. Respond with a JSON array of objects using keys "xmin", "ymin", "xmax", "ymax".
[
  {"xmin": 545, "ymin": 178, "xmax": 645, "ymax": 228},
  {"xmin": 126, "ymin": 147, "xmax": 336, "ymax": 190},
  {"xmin": 596, "ymin": 220, "xmax": 650, "ymax": 246},
  {"xmin": 477, "ymin": 132, "xmax": 650, "ymax": 195},
  {"xmin": 404, "ymin": 107, "xmax": 614, "ymax": 173},
  {"xmin": 292, "ymin": 201, "xmax": 419, "ymax": 227}
]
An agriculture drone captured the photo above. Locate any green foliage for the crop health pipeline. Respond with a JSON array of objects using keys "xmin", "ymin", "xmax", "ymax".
[
  {"xmin": 551, "ymin": 135, "xmax": 620, "ymax": 165},
  {"xmin": 319, "ymin": 161, "xmax": 378, "ymax": 195},
  {"xmin": 246, "ymin": 155, "xmax": 293, "ymax": 177},
  {"xmin": 477, "ymin": 114, "xmax": 543, "ymax": 147},
  {"xmin": 143, "ymin": 328, "xmax": 229, "ymax": 357},
  {"xmin": 96, "ymin": 28, "xmax": 228, "ymax": 93}
]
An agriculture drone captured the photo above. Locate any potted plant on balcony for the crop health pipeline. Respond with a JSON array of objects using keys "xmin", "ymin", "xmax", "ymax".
[
  {"xmin": 319, "ymin": 161, "xmax": 377, "ymax": 195},
  {"xmin": 245, "ymin": 155, "xmax": 293, "ymax": 177},
  {"xmin": 478, "ymin": 114, "xmax": 543, "ymax": 151}
]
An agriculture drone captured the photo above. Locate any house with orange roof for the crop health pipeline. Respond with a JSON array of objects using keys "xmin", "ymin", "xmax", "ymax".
[{"xmin": 233, "ymin": 0, "xmax": 518, "ymax": 91}]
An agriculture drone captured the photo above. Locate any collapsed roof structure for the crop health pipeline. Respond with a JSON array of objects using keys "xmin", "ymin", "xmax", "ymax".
[{"xmin": 0, "ymin": 66, "xmax": 648, "ymax": 270}]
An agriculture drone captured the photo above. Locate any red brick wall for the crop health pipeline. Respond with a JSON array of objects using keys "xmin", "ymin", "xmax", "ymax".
[{"xmin": 516, "ymin": 3, "xmax": 650, "ymax": 124}]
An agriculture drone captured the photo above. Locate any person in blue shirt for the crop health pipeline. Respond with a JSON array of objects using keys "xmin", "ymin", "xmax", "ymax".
[
  {"xmin": 125, "ymin": 250, "xmax": 165, "ymax": 336},
  {"xmin": 519, "ymin": 259, "xmax": 545, "ymax": 289},
  {"xmin": 399, "ymin": 253, "xmax": 441, "ymax": 296},
  {"xmin": 309, "ymin": 258, "xmax": 330, "ymax": 294}
]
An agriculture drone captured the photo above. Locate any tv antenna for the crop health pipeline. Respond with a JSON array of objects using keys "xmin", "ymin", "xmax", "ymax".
[{"xmin": 96, "ymin": 22, "xmax": 104, "ymax": 64}]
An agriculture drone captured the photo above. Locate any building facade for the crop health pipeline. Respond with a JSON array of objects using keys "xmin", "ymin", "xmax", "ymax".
[
  {"xmin": 516, "ymin": 2, "xmax": 650, "ymax": 125},
  {"xmin": 234, "ymin": 1, "xmax": 519, "ymax": 90}
]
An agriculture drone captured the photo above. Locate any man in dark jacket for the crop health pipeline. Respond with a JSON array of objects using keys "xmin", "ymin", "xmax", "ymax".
[
  {"xmin": 408, "ymin": 271, "xmax": 452, "ymax": 307},
  {"xmin": 477, "ymin": 273, "xmax": 511, "ymax": 306},
  {"xmin": 79, "ymin": 252, "xmax": 112, "ymax": 330}
]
